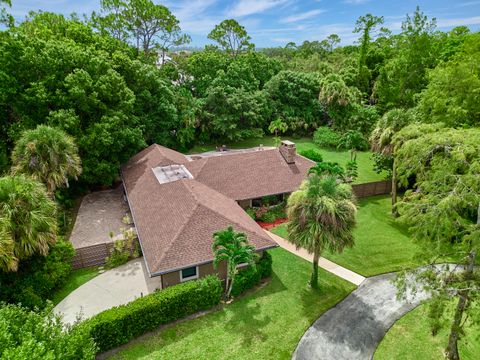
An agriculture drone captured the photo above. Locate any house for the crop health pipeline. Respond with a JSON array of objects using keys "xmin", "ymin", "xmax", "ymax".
[{"xmin": 121, "ymin": 141, "xmax": 315, "ymax": 288}]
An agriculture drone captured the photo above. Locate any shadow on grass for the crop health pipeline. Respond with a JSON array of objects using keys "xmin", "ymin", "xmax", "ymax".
[{"xmin": 224, "ymin": 299, "xmax": 272, "ymax": 346}]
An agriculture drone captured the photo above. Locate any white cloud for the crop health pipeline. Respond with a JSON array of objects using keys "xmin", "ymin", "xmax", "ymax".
[
  {"xmin": 272, "ymin": 37, "xmax": 295, "ymax": 43},
  {"xmin": 227, "ymin": 0, "xmax": 290, "ymax": 17},
  {"xmin": 437, "ymin": 16, "xmax": 480, "ymax": 27},
  {"xmin": 280, "ymin": 9, "xmax": 325, "ymax": 23}
]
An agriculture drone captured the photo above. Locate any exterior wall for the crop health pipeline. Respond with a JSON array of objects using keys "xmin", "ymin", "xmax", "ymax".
[
  {"xmin": 159, "ymin": 252, "xmax": 264, "ymax": 289},
  {"xmin": 237, "ymin": 199, "xmax": 252, "ymax": 209}
]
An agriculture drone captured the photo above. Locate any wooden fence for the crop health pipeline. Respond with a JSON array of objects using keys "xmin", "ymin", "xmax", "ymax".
[
  {"xmin": 352, "ymin": 179, "xmax": 392, "ymax": 198},
  {"xmin": 71, "ymin": 242, "xmax": 114, "ymax": 269},
  {"xmin": 71, "ymin": 238, "xmax": 139, "ymax": 269}
]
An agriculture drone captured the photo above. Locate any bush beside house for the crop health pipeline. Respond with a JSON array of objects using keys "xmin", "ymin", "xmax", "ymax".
[
  {"xmin": 231, "ymin": 251, "xmax": 272, "ymax": 297},
  {"xmin": 81, "ymin": 275, "xmax": 223, "ymax": 352}
]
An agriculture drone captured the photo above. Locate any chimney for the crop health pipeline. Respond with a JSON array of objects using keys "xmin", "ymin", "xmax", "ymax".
[{"xmin": 279, "ymin": 140, "xmax": 296, "ymax": 164}]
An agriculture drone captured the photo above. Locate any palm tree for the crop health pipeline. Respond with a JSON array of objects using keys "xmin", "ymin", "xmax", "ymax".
[
  {"xmin": 0, "ymin": 175, "xmax": 57, "ymax": 271},
  {"xmin": 11, "ymin": 125, "xmax": 82, "ymax": 194},
  {"xmin": 287, "ymin": 175, "xmax": 357, "ymax": 288},
  {"xmin": 212, "ymin": 226, "xmax": 258, "ymax": 300},
  {"xmin": 370, "ymin": 109, "xmax": 412, "ymax": 213}
]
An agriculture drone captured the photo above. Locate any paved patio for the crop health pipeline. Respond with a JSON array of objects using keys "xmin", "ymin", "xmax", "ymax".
[
  {"xmin": 70, "ymin": 186, "xmax": 129, "ymax": 249},
  {"xmin": 54, "ymin": 258, "xmax": 162, "ymax": 325}
]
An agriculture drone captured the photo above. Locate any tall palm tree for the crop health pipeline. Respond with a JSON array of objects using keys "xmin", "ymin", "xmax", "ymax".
[
  {"xmin": 370, "ymin": 109, "xmax": 412, "ymax": 213},
  {"xmin": 212, "ymin": 226, "xmax": 258, "ymax": 300},
  {"xmin": 0, "ymin": 175, "xmax": 57, "ymax": 272},
  {"xmin": 287, "ymin": 175, "xmax": 357, "ymax": 288},
  {"xmin": 11, "ymin": 125, "xmax": 82, "ymax": 194}
]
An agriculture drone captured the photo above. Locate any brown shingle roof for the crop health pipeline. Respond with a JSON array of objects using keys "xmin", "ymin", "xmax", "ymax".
[
  {"xmin": 122, "ymin": 144, "xmax": 314, "ymax": 276},
  {"xmin": 185, "ymin": 149, "xmax": 315, "ymax": 200}
]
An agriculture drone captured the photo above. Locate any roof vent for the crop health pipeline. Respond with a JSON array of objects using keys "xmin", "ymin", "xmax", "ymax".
[
  {"xmin": 279, "ymin": 140, "xmax": 296, "ymax": 164},
  {"xmin": 152, "ymin": 164, "xmax": 193, "ymax": 184}
]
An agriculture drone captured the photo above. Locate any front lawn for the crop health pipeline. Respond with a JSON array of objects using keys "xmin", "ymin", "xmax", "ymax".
[
  {"xmin": 375, "ymin": 302, "xmax": 480, "ymax": 360},
  {"xmin": 108, "ymin": 248, "xmax": 355, "ymax": 359},
  {"xmin": 186, "ymin": 136, "xmax": 385, "ymax": 184},
  {"xmin": 271, "ymin": 195, "xmax": 426, "ymax": 277},
  {"xmin": 51, "ymin": 267, "xmax": 100, "ymax": 305}
]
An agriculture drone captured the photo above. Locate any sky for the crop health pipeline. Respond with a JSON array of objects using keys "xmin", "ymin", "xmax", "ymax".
[{"xmin": 7, "ymin": 0, "xmax": 480, "ymax": 47}]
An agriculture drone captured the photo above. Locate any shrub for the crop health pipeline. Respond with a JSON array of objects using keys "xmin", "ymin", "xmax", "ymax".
[
  {"xmin": 299, "ymin": 149, "xmax": 323, "ymax": 162},
  {"xmin": 231, "ymin": 251, "xmax": 272, "ymax": 297},
  {"xmin": 105, "ymin": 240, "xmax": 131, "ymax": 269},
  {"xmin": 81, "ymin": 275, "xmax": 222, "ymax": 352},
  {"xmin": 105, "ymin": 224, "xmax": 141, "ymax": 269},
  {"xmin": 260, "ymin": 211, "xmax": 277, "ymax": 223},
  {"xmin": 256, "ymin": 204, "xmax": 286, "ymax": 223},
  {"xmin": 0, "ymin": 303, "xmax": 96, "ymax": 359},
  {"xmin": 0, "ymin": 240, "xmax": 74, "ymax": 309},
  {"xmin": 338, "ymin": 130, "xmax": 369, "ymax": 151},
  {"xmin": 313, "ymin": 126, "xmax": 342, "ymax": 149},
  {"xmin": 246, "ymin": 208, "xmax": 257, "ymax": 220}
]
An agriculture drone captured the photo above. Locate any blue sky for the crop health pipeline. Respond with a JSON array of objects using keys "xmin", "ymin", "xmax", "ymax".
[{"xmin": 8, "ymin": 0, "xmax": 480, "ymax": 47}]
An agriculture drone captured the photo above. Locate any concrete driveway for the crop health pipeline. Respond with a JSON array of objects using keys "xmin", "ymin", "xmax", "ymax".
[
  {"xmin": 54, "ymin": 258, "xmax": 161, "ymax": 325},
  {"xmin": 293, "ymin": 271, "xmax": 428, "ymax": 360}
]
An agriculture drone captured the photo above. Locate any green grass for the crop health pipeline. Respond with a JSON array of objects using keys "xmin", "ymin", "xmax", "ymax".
[
  {"xmin": 50, "ymin": 267, "xmax": 100, "ymax": 305},
  {"xmin": 186, "ymin": 135, "xmax": 385, "ymax": 184},
  {"xmin": 375, "ymin": 302, "xmax": 480, "ymax": 360},
  {"xmin": 108, "ymin": 248, "xmax": 355, "ymax": 360},
  {"xmin": 271, "ymin": 195, "xmax": 427, "ymax": 277}
]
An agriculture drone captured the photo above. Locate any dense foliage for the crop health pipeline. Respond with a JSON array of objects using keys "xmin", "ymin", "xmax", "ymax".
[
  {"xmin": 0, "ymin": 303, "xmax": 96, "ymax": 359},
  {"xmin": 81, "ymin": 275, "xmax": 222, "ymax": 352},
  {"xmin": 231, "ymin": 251, "xmax": 272, "ymax": 297},
  {"xmin": 0, "ymin": 175, "xmax": 57, "ymax": 271},
  {"xmin": 393, "ymin": 125, "xmax": 480, "ymax": 359},
  {"xmin": 0, "ymin": 240, "xmax": 74, "ymax": 309}
]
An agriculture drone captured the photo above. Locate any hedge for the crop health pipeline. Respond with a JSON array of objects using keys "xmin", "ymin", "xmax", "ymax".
[
  {"xmin": 231, "ymin": 251, "xmax": 272, "ymax": 297},
  {"xmin": 81, "ymin": 275, "xmax": 222, "ymax": 352}
]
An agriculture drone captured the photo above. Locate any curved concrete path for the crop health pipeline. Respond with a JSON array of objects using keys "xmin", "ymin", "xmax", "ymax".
[
  {"xmin": 293, "ymin": 271, "xmax": 428, "ymax": 360},
  {"xmin": 54, "ymin": 258, "xmax": 161, "ymax": 325}
]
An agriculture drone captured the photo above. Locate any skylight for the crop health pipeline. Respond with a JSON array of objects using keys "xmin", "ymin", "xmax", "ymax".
[{"xmin": 152, "ymin": 165, "xmax": 193, "ymax": 184}]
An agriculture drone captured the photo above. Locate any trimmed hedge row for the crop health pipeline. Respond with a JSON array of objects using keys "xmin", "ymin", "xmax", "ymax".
[
  {"xmin": 80, "ymin": 275, "xmax": 222, "ymax": 352},
  {"xmin": 231, "ymin": 251, "xmax": 273, "ymax": 297}
]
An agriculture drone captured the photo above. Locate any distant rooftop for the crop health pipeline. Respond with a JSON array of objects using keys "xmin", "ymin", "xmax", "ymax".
[{"xmin": 152, "ymin": 164, "xmax": 193, "ymax": 184}]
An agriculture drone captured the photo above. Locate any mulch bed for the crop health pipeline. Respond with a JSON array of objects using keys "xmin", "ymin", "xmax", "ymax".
[{"xmin": 256, "ymin": 218, "xmax": 288, "ymax": 230}]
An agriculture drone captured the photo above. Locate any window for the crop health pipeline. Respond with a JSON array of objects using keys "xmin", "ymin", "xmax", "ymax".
[{"xmin": 180, "ymin": 266, "xmax": 198, "ymax": 282}]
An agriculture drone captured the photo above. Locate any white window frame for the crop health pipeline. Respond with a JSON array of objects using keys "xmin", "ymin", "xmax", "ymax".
[{"xmin": 180, "ymin": 266, "xmax": 199, "ymax": 282}]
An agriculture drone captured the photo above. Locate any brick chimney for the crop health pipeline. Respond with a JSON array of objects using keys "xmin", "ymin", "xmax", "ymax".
[{"xmin": 279, "ymin": 140, "xmax": 296, "ymax": 164}]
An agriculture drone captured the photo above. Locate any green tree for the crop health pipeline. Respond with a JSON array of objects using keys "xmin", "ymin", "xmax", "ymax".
[
  {"xmin": 353, "ymin": 14, "xmax": 384, "ymax": 94},
  {"xmin": 208, "ymin": 19, "xmax": 253, "ymax": 57},
  {"xmin": 0, "ymin": 175, "xmax": 57, "ymax": 272},
  {"xmin": 268, "ymin": 118, "xmax": 288, "ymax": 147},
  {"xmin": 0, "ymin": 0, "xmax": 13, "ymax": 27},
  {"xmin": 212, "ymin": 226, "xmax": 258, "ymax": 300},
  {"xmin": 393, "ymin": 126, "xmax": 480, "ymax": 360},
  {"xmin": 287, "ymin": 175, "xmax": 357, "ymax": 288},
  {"xmin": 266, "ymin": 70, "xmax": 323, "ymax": 132},
  {"xmin": 11, "ymin": 125, "xmax": 82, "ymax": 194},
  {"xmin": 416, "ymin": 32, "xmax": 480, "ymax": 128},
  {"xmin": 374, "ymin": 7, "xmax": 437, "ymax": 110},
  {"xmin": 93, "ymin": 0, "xmax": 188, "ymax": 56},
  {"xmin": 370, "ymin": 108, "xmax": 415, "ymax": 210},
  {"xmin": 0, "ymin": 303, "xmax": 96, "ymax": 359}
]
